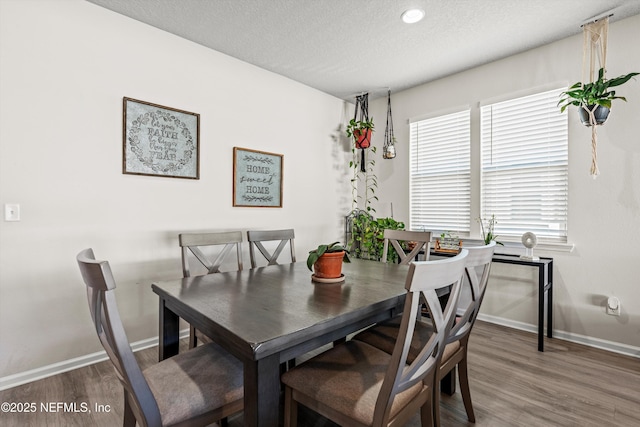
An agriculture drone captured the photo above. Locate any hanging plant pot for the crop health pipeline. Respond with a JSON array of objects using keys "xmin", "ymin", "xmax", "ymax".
[
  {"xmin": 578, "ymin": 105, "xmax": 610, "ymax": 126},
  {"xmin": 354, "ymin": 128, "xmax": 372, "ymax": 149}
]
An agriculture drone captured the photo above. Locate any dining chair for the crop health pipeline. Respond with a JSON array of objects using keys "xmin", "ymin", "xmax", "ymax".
[
  {"xmin": 77, "ymin": 248, "xmax": 243, "ymax": 427},
  {"xmin": 354, "ymin": 241, "xmax": 496, "ymax": 427},
  {"xmin": 381, "ymin": 229, "xmax": 432, "ymax": 264},
  {"xmin": 179, "ymin": 231, "xmax": 244, "ymax": 348},
  {"xmin": 247, "ymin": 229, "xmax": 296, "ymax": 268},
  {"xmin": 281, "ymin": 250, "xmax": 468, "ymax": 427}
]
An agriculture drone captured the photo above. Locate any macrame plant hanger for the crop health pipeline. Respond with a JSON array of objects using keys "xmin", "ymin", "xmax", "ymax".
[
  {"xmin": 383, "ymin": 89, "xmax": 396, "ymax": 159},
  {"xmin": 582, "ymin": 16, "xmax": 609, "ymax": 178},
  {"xmin": 353, "ymin": 93, "xmax": 370, "ymax": 172}
]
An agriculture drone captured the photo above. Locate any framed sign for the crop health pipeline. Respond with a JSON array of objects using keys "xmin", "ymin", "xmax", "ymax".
[
  {"xmin": 233, "ymin": 147, "xmax": 283, "ymax": 207},
  {"xmin": 123, "ymin": 97, "xmax": 199, "ymax": 179}
]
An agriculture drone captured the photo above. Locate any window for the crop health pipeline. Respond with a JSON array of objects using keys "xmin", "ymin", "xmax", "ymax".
[
  {"xmin": 409, "ymin": 110, "xmax": 470, "ymax": 233},
  {"xmin": 481, "ymin": 88, "xmax": 568, "ymax": 242}
]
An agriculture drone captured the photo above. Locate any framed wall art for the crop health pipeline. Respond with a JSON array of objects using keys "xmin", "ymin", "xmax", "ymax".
[
  {"xmin": 123, "ymin": 97, "xmax": 199, "ymax": 179},
  {"xmin": 233, "ymin": 147, "xmax": 283, "ymax": 208}
]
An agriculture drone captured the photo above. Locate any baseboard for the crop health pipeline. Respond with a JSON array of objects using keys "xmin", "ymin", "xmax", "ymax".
[
  {"xmin": 0, "ymin": 329, "xmax": 190, "ymax": 392},
  {"xmin": 477, "ymin": 314, "xmax": 640, "ymax": 358}
]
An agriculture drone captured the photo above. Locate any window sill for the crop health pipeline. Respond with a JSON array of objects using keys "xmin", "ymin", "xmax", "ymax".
[{"xmin": 456, "ymin": 238, "xmax": 575, "ymax": 254}]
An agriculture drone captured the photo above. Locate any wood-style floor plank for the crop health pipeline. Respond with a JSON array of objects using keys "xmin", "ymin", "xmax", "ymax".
[{"xmin": 0, "ymin": 321, "xmax": 638, "ymax": 426}]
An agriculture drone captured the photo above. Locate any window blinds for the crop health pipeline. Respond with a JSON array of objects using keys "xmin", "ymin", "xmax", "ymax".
[
  {"xmin": 480, "ymin": 88, "xmax": 568, "ymax": 242},
  {"xmin": 409, "ymin": 110, "xmax": 470, "ymax": 233}
]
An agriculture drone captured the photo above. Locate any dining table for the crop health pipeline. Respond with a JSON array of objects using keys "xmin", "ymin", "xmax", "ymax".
[{"xmin": 152, "ymin": 258, "xmax": 411, "ymax": 427}]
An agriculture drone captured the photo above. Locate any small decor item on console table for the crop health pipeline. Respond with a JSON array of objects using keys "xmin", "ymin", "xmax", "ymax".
[
  {"xmin": 307, "ymin": 242, "xmax": 350, "ymax": 283},
  {"xmin": 434, "ymin": 231, "xmax": 462, "ymax": 254}
]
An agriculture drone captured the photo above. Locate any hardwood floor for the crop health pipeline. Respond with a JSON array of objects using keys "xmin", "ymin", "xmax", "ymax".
[{"xmin": 1, "ymin": 321, "xmax": 638, "ymax": 426}]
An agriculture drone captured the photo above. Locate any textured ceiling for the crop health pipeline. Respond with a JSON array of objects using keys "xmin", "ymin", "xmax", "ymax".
[{"xmin": 86, "ymin": 0, "xmax": 640, "ymax": 100}]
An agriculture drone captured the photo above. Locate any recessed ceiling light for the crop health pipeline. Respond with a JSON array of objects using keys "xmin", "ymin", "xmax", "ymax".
[{"xmin": 401, "ymin": 8, "xmax": 425, "ymax": 24}]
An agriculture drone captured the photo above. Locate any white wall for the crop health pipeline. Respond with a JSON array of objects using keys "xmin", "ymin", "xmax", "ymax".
[
  {"xmin": 367, "ymin": 14, "xmax": 640, "ymax": 354},
  {"xmin": 0, "ymin": 0, "xmax": 352, "ymax": 381}
]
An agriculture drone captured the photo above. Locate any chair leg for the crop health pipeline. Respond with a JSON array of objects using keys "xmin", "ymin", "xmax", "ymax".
[
  {"xmin": 189, "ymin": 325, "xmax": 197, "ymax": 348},
  {"xmin": 123, "ymin": 395, "xmax": 136, "ymax": 427},
  {"xmin": 284, "ymin": 387, "xmax": 298, "ymax": 427},
  {"xmin": 219, "ymin": 417, "xmax": 229, "ymax": 427},
  {"xmin": 421, "ymin": 389, "xmax": 434, "ymax": 427},
  {"xmin": 458, "ymin": 357, "xmax": 476, "ymax": 422},
  {"xmin": 433, "ymin": 381, "xmax": 442, "ymax": 427}
]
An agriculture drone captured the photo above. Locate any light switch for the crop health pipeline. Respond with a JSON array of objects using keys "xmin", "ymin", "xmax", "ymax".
[{"xmin": 4, "ymin": 204, "xmax": 20, "ymax": 221}]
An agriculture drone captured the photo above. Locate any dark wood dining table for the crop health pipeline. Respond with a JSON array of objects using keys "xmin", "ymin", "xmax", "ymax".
[{"xmin": 152, "ymin": 258, "xmax": 410, "ymax": 427}]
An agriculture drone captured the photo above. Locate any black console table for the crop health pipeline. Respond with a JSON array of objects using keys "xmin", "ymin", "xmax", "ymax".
[{"xmin": 429, "ymin": 251, "xmax": 553, "ymax": 352}]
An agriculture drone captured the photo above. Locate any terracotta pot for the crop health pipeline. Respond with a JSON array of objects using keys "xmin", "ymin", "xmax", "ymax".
[
  {"xmin": 354, "ymin": 129, "xmax": 372, "ymax": 149},
  {"xmin": 313, "ymin": 251, "xmax": 345, "ymax": 279},
  {"xmin": 578, "ymin": 105, "xmax": 610, "ymax": 126}
]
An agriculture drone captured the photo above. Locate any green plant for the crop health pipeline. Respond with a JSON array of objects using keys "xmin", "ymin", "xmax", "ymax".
[
  {"xmin": 477, "ymin": 215, "xmax": 503, "ymax": 246},
  {"xmin": 351, "ymin": 216, "xmax": 406, "ymax": 262},
  {"xmin": 306, "ymin": 242, "xmax": 350, "ymax": 271},
  {"xmin": 345, "ymin": 118, "xmax": 375, "ymax": 138},
  {"xmin": 558, "ymin": 67, "xmax": 639, "ymax": 112}
]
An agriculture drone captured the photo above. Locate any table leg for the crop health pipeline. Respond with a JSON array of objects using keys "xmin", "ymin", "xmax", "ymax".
[
  {"xmin": 547, "ymin": 263, "xmax": 553, "ymax": 338},
  {"xmin": 158, "ymin": 298, "xmax": 179, "ymax": 361},
  {"xmin": 538, "ymin": 266, "xmax": 544, "ymax": 352},
  {"xmin": 440, "ymin": 367, "xmax": 456, "ymax": 395},
  {"xmin": 243, "ymin": 353, "xmax": 281, "ymax": 427}
]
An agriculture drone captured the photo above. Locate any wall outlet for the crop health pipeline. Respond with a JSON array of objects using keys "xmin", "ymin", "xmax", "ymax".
[
  {"xmin": 606, "ymin": 296, "xmax": 620, "ymax": 316},
  {"xmin": 4, "ymin": 204, "xmax": 20, "ymax": 221}
]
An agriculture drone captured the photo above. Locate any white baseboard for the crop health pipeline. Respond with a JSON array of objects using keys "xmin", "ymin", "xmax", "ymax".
[
  {"xmin": 477, "ymin": 314, "xmax": 640, "ymax": 358},
  {"xmin": 3, "ymin": 319, "xmax": 639, "ymax": 392},
  {"xmin": 0, "ymin": 329, "xmax": 189, "ymax": 392}
]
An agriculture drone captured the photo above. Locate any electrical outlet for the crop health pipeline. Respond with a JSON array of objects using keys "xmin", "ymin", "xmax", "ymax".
[
  {"xmin": 4, "ymin": 204, "xmax": 20, "ymax": 221},
  {"xmin": 606, "ymin": 296, "xmax": 620, "ymax": 316}
]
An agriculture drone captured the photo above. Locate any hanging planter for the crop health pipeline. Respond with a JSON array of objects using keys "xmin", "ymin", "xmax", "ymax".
[
  {"xmin": 352, "ymin": 124, "xmax": 373, "ymax": 149},
  {"xmin": 383, "ymin": 89, "xmax": 397, "ymax": 159},
  {"xmin": 577, "ymin": 105, "xmax": 610, "ymax": 126},
  {"xmin": 346, "ymin": 93, "xmax": 374, "ymax": 172}
]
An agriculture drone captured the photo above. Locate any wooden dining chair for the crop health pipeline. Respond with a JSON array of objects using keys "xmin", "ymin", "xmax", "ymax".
[
  {"xmin": 247, "ymin": 229, "xmax": 296, "ymax": 268},
  {"xmin": 77, "ymin": 248, "xmax": 243, "ymax": 427},
  {"xmin": 354, "ymin": 241, "xmax": 496, "ymax": 427},
  {"xmin": 281, "ymin": 250, "xmax": 468, "ymax": 427},
  {"xmin": 381, "ymin": 229, "xmax": 432, "ymax": 264},
  {"xmin": 179, "ymin": 231, "xmax": 244, "ymax": 348}
]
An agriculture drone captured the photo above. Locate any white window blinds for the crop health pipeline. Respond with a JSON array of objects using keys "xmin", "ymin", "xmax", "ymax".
[
  {"xmin": 481, "ymin": 88, "xmax": 568, "ymax": 242},
  {"xmin": 410, "ymin": 110, "xmax": 470, "ymax": 233}
]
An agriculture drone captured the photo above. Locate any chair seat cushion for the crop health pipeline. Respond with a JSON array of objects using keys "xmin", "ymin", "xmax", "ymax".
[
  {"xmin": 281, "ymin": 340, "xmax": 424, "ymax": 425},
  {"xmin": 354, "ymin": 316, "xmax": 460, "ymax": 365},
  {"xmin": 143, "ymin": 342, "xmax": 243, "ymax": 426}
]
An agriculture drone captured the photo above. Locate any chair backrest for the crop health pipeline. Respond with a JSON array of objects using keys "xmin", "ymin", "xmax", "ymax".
[
  {"xmin": 381, "ymin": 229, "xmax": 432, "ymax": 264},
  {"xmin": 247, "ymin": 229, "xmax": 296, "ymax": 268},
  {"xmin": 374, "ymin": 249, "xmax": 468, "ymax": 423},
  {"xmin": 179, "ymin": 231, "xmax": 243, "ymax": 277},
  {"xmin": 448, "ymin": 241, "xmax": 496, "ymax": 344},
  {"xmin": 76, "ymin": 248, "xmax": 161, "ymax": 427}
]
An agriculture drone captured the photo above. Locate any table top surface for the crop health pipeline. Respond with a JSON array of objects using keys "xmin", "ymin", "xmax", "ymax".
[{"xmin": 152, "ymin": 258, "xmax": 410, "ymax": 359}]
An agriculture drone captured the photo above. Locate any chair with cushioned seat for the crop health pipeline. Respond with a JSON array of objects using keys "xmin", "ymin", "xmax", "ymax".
[
  {"xmin": 381, "ymin": 229, "xmax": 432, "ymax": 264},
  {"xmin": 354, "ymin": 241, "xmax": 496, "ymax": 426},
  {"xmin": 247, "ymin": 229, "xmax": 296, "ymax": 268},
  {"xmin": 179, "ymin": 231, "xmax": 244, "ymax": 348},
  {"xmin": 77, "ymin": 248, "xmax": 243, "ymax": 427},
  {"xmin": 281, "ymin": 250, "xmax": 468, "ymax": 427}
]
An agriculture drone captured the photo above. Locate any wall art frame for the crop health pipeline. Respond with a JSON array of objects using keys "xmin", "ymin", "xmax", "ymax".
[
  {"xmin": 233, "ymin": 147, "xmax": 283, "ymax": 208},
  {"xmin": 123, "ymin": 97, "xmax": 200, "ymax": 179}
]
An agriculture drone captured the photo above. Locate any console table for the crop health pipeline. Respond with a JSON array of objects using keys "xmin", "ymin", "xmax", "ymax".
[
  {"xmin": 491, "ymin": 254, "xmax": 553, "ymax": 352},
  {"xmin": 429, "ymin": 251, "xmax": 553, "ymax": 352}
]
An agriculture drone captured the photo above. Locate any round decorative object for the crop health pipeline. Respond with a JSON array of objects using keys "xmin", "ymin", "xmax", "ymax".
[
  {"xmin": 522, "ymin": 232, "xmax": 537, "ymax": 249},
  {"xmin": 578, "ymin": 105, "xmax": 610, "ymax": 126},
  {"xmin": 520, "ymin": 232, "xmax": 539, "ymax": 261},
  {"xmin": 311, "ymin": 274, "xmax": 345, "ymax": 284}
]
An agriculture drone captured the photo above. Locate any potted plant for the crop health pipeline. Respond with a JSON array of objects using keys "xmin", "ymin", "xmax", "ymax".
[
  {"xmin": 477, "ymin": 215, "xmax": 504, "ymax": 246},
  {"xmin": 346, "ymin": 118, "xmax": 375, "ymax": 148},
  {"xmin": 558, "ymin": 67, "xmax": 639, "ymax": 126},
  {"xmin": 307, "ymin": 242, "xmax": 351, "ymax": 280}
]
